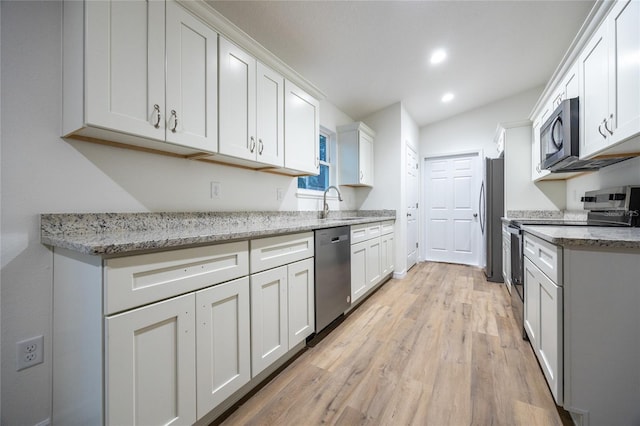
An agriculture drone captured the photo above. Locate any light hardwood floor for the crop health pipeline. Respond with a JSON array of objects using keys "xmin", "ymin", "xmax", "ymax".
[{"xmin": 217, "ymin": 262, "xmax": 569, "ymax": 425}]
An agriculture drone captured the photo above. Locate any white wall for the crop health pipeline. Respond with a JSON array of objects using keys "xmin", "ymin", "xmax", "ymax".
[
  {"xmin": 359, "ymin": 102, "xmax": 419, "ymax": 277},
  {"xmin": 503, "ymin": 125, "xmax": 566, "ymax": 211},
  {"xmin": 420, "ymin": 86, "xmax": 543, "ymax": 159},
  {"xmin": 565, "ymin": 157, "xmax": 640, "ymax": 209},
  {"xmin": 0, "ymin": 3, "xmax": 356, "ymax": 424}
]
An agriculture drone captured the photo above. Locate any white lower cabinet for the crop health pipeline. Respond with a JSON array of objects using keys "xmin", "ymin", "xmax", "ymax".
[
  {"xmin": 523, "ymin": 234, "xmax": 563, "ymax": 405},
  {"xmin": 287, "ymin": 258, "xmax": 315, "ymax": 349},
  {"xmin": 106, "ymin": 293, "xmax": 197, "ymax": 426},
  {"xmin": 251, "ymin": 266, "xmax": 289, "ymax": 376},
  {"xmin": 350, "ymin": 221, "xmax": 395, "ymax": 305},
  {"xmin": 380, "ymin": 231, "xmax": 395, "ymax": 277},
  {"xmin": 196, "ymin": 277, "xmax": 251, "ymax": 418},
  {"xmin": 53, "ymin": 242, "xmax": 250, "ymax": 425},
  {"xmin": 250, "ymin": 234, "xmax": 315, "ymax": 377},
  {"xmin": 106, "ymin": 277, "xmax": 252, "ymax": 424}
]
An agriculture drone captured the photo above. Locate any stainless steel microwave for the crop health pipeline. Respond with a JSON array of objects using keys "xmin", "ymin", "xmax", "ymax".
[{"xmin": 541, "ymin": 97, "xmax": 579, "ymax": 171}]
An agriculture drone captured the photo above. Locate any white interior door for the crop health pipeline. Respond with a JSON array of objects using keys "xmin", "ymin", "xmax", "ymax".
[
  {"xmin": 425, "ymin": 153, "xmax": 481, "ymax": 266},
  {"xmin": 406, "ymin": 144, "xmax": 419, "ymax": 270}
]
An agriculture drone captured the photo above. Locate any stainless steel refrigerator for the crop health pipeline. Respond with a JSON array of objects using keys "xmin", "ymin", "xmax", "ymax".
[{"xmin": 481, "ymin": 157, "xmax": 504, "ymax": 282}]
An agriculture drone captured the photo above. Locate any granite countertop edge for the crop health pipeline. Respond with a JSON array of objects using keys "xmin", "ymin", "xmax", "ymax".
[
  {"xmin": 522, "ymin": 225, "xmax": 640, "ymax": 249},
  {"xmin": 41, "ymin": 211, "xmax": 396, "ymax": 256}
]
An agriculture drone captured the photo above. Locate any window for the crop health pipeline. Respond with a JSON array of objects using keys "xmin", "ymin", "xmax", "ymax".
[{"xmin": 297, "ymin": 132, "xmax": 330, "ymax": 191}]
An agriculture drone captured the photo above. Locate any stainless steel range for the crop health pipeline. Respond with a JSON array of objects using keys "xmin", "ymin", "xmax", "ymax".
[{"xmin": 509, "ymin": 185, "xmax": 640, "ymax": 339}]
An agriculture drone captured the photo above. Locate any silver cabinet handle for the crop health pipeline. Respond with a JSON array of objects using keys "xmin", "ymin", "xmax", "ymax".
[
  {"xmin": 258, "ymin": 138, "xmax": 264, "ymax": 155},
  {"xmin": 598, "ymin": 121, "xmax": 607, "ymax": 138},
  {"xmin": 170, "ymin": 110, "xmax": 178, "ymax": 133},
  {"xmin": 360, "ymin": 170, "xmax": 364, "ymax": 181},
  {"xmin": 604, "ymin": 114, "xmax": 614, "ymax": 135},
  {"xmin": 315, "ymin": 157, "xmax": 319, "ymax": 168},
  {"xmin": 536, "ymin": 163, "xmax": 541, "ymax": 173},
  {"xmin": 153, "ymin": 104, "xmax": 161, "ymax": 129},
  {"xmin": 249, "ymin": 136, "xmax": 256, "ymax": 153}
]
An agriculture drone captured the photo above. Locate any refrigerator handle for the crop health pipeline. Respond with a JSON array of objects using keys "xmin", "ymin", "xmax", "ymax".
[{"xmin": 479, "ymin": 182, "xmax": 485, "ymax": 235}]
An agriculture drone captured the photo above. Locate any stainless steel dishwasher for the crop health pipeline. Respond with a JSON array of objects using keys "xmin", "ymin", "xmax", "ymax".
[{"xmin": 314, "ymin": 226, "xmax": 351, "ymax": 333}]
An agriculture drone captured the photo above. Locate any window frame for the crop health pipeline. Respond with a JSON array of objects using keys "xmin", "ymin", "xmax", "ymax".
[{"xmin": 296, "ymin": 127, "xmax": 336, "ymax": 198}]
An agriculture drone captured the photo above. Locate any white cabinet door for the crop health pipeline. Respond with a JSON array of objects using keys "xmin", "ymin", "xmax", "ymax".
[
  {"xmin": 287, "ymin": 258, "xmax": 315, "ymax": 349},
  {"xmin": 608, "ymin": 0, "xmax": 640, "ymax": 144},
  {"xmin": 84, "ymin": 0, "xmax": 165, "ymax": 141},
  {"xmin": 359, "ymin": 130, "xmax": 374, "ymax": 186},
  {"xmin": 165, "ymin": 2, "xmax": 218, "ymax": 152},
  {"xmin": 580, "ymin": 25, "xmax": 611, "ymax": 158},
  {"xmin": 366, "ymin": 237, "xmax": 382, "ymax": 287},
  {"xmin": 284, "ymin": 80, "xmax": 319, "ymax": 175},
  {"xmin": 219, "ymin": 37, "xmax": 256, "ymax": 161},
  {"xmin": 351, "ymin": 241, "xmax": 368, "ymax": 304},
  {"xmin": 502, "ymin": 227, "xmax": 512, "ymax": 294},
  {"xmin": 524, "ymin": 257, "xmax": 540, "ymax": 345},
  {"xmin": 380, "ymin": 232, "xmax": 394, "ymax": 278},
  {"xmin": 256, "ymin": 62, "xmax": 285, "ymax": 167},
  {"xmin": 105, "ymin": 293, "xmax": 196, "ymax": 426},
  {"xmin": 538, "ymin": 271, "xmax": 563, "ymax": 404},
  {"xmin": 196, "ymin": 277, "xmax": 250, "ymax": 418},
  {"xmin": 251, "ymin": 266, "xmax": 288, "ymax": 376},
  {"xmin": 531, "ymin": 107, "xmax": 552, "ymax": 181},
  {"xmin": 524, "ymin": 256, "xmax": 563, "ymax": 404}
]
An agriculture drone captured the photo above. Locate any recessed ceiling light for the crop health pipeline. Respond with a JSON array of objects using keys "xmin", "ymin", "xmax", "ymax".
[
  {"xmin": 430, "ymin": 49, "xmax": 447, "ymax": 65},
  {"xmin": 442, "ymin": 92, "xmax": 454, "ymax": 103}
]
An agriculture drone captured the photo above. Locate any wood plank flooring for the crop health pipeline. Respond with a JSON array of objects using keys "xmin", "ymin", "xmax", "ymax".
[{"xmin": 217, "ymin": 262, "xmax": 569, "ymax": 426}]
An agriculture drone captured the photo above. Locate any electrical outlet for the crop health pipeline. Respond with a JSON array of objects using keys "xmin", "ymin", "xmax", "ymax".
[
  {"xmin": 16, "ymin": 335, "xmax": 44, "ymax": 371},
  {"xmin": 210, "ymin": 181, "xmax": 221, "ymax": 199},
  {"xmin": 276, "ymin": 188, "xmax": 284, "ymax": 201}
]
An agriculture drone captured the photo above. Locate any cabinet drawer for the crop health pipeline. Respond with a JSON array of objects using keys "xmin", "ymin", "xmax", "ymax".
[
  {"xmin": 250, "ymin": 232, "xmax": 314, "ymax": 273},
  {"xmin": 523, "ymin": 233, "xmax": 562, "ymax": 285},
  {"xmin": 380, "ymin": 220, "xmax": 395, "ymax": 236},
  {"xmin": 104, "ymin": 242, "xmax": 249, "ymax": 315},
  {"xmin": 351, "ymin": 222, "xmax": 382, "ymax": 244}
]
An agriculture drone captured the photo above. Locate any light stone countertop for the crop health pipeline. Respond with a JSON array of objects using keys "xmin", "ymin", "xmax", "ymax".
[
  {"xmin": 41, "ymin": 211, "xmax": 396, "ymax": 256},
  {"xmin": 522, "ymin": 225, "xmax": 640, "ymax": 249}
]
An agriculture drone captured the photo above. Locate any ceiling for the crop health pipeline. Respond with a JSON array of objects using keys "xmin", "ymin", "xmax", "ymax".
[{"xmin": 207, "ymin": 0, "xmax": 596, "ymax": 127}]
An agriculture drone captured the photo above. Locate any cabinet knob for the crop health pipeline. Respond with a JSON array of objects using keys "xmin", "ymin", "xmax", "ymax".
[
  {"xmin": 249, "ymin": 136, "xmax": 256, "ymax": 153},
  {"xmin": 258, "ymin": 138, "xmax": 264, "ymax": 155},
  {"xmin": 170, "ymin": 110, "xmax": 178, "ymax": 133},
  {"xmin": 152, "ymin": 104, "xmax": 161, "ymax": 129}
]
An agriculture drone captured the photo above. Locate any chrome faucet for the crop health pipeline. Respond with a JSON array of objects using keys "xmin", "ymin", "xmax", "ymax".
[{"xmin": 322, "ymin": 185, "xmax": 343, "ymax": 218}]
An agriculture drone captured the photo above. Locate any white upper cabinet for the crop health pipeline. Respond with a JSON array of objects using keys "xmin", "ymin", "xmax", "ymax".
[
  {"xmin": 165, "ymin": 1, "xmax": 218, "ymax": 152},
  {"xmin": 607, "ymin": 0, "xmax": 640, "ymax": 146},
  {"xmin": 338, "ymin": 122, "xmax": 375, "ymax": 187},
  {"xmin": 283, "ymin": 80, "xmax": 320, "ymax": 175},
  {"xmin": 580, "ymin": 0, "xmax": 640, "ymax": 158},
  {"xmin": 64, "ymin": 0, "xmax": 218, "ymax": 154},
  {"xmin": 218, "ymin": 37, "xmax": 284, "ymax": 167}
]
